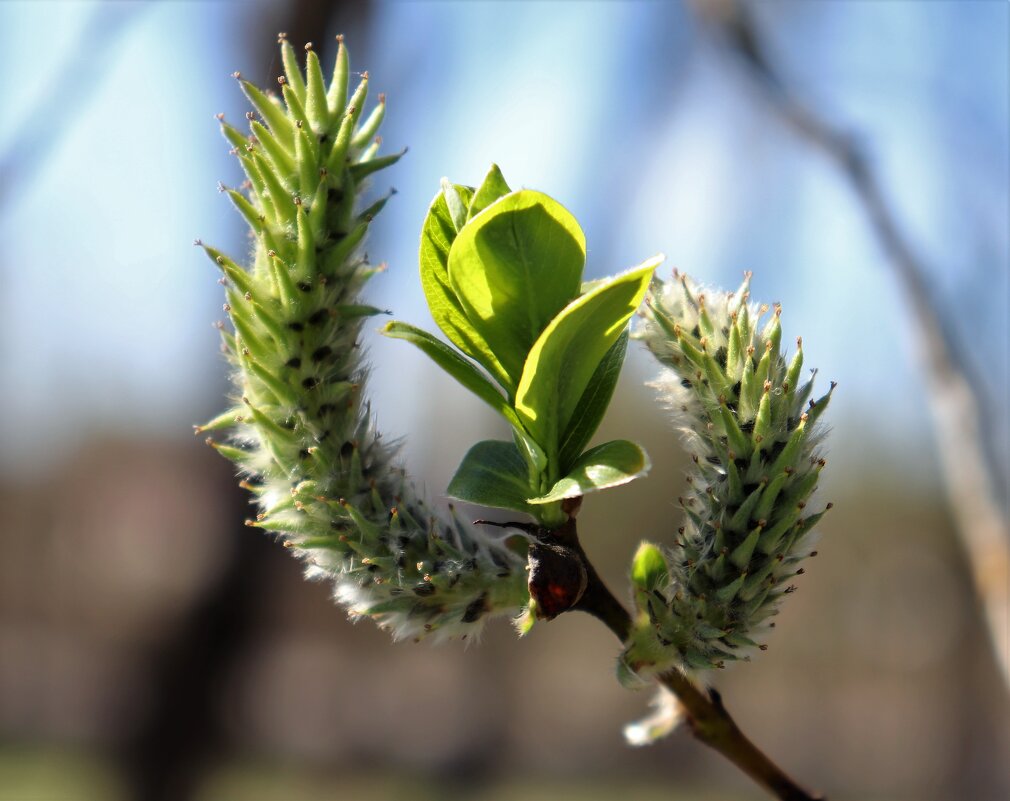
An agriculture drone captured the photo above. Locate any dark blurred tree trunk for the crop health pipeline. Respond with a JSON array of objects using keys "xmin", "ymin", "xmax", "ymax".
[
  {"xmin": 114, "ymin": 4, "xmax": 374, "ymax": 800},
  {"xmin": 116, "ymin": 469, "xmax": 275, "ymax": 801}
]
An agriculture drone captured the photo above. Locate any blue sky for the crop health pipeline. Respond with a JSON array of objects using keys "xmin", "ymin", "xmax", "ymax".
[{"xmin": 0, "ymin": 0, "xmax": 1006, "ymax": 492}]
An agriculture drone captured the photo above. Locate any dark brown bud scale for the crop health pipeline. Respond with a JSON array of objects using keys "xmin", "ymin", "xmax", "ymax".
[{"xmin": 527, "ymin": 538, "xmax": 587, "ymax": 620}]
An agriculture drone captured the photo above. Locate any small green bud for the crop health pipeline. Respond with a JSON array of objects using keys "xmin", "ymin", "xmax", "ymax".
[{"xmin": 631, "ymin": 542, "xmax": 668, "ymax": 592}]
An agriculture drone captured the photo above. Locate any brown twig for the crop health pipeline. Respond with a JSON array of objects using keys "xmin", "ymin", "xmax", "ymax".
[
  {"xmin": 656, "ymin": 671, "xmax": 823, "ymax": 801},
  {"xmin": 692, "ymin": 0, "xmax": 1010, "ymax": 691},
  {"xmin": 548, "ymin": 518, "xmax": 824, "ymax": 801}
]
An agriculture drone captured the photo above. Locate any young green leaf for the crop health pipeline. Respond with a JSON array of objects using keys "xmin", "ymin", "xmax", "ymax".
[
  {"xmin": 557, "ymin": 330, "xmax": 629, "ymax": 472},
  {"xmin": 515, "ymin": 257, "xmax": 661, "ymax": 465},
  {"xmin": 381, "ymin": 321, "xmax": 521, "ymax": 430},
  {"xmin": 466, "ymin": 163, "xmax": 511, "ymax": 221},
  {"xmin": 448, "ymin": 190, "xmax": 586, "ymax": 382},
  {"xmin": 418, "ymin": 187, "xmax": 515, "ymax": 394},
  {"xmin": 447, "ymin": 439, "xmax": 538, "ymax": 516},
  {"xmin": 528, "ymin": 439, "xmax": 650, "ymax": 504}
]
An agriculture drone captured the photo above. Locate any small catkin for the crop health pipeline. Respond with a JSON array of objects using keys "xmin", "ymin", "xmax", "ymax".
[
  {"xmin": 623, "ymin": 271, "xmax": 833, "ymax": 676},
  {"xmin": 200, "ymin": 38, "xmax": 528, "ymax": 641}
]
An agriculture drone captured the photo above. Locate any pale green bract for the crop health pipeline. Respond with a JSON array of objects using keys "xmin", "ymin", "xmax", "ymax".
[
  {"xmin": 385, "ymin": 166, "xmax": 661, "ymax": 526},
  {"xmin": 201, "ymin": 38, "xmax": 529, "ymax": 642}
]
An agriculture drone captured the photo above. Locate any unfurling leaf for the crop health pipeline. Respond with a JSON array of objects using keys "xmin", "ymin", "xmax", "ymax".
[
  {"xmin": 557, "ymin": 330, "xmax": 629, "ymax": 472},
  {"xmin": 448, "ymin": 189, "xmax": 586, "ymax": 382},
  {"xmin": 381, "ymin": 321, "xmax": 517, "ymax": 429},
  {"xmin": 528, "ymin": 439, "xmax": 650, "ymax": 504},
  {"xmin": 467, "ymin": 162, "xmax": 512, "ymax": 221},
  {"xmin": 392, "ymin": 168, "xmax": 662, "ymax": 528},
  {"xmin": 418, "ymin": 183, "xmax": 514, "ymax": 393},
  {"xmin": 515, "ymin": 258, "xmax": 660, "ymax": 466},
  {"xmin": 447, "ymin": 439, "xmax": 537, "ymax": 515}
]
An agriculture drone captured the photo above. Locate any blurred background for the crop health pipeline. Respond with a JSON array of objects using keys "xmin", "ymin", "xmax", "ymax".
[{"xmin": 1, "ymin": 1, "xmax": 1007, "ymax": 800}]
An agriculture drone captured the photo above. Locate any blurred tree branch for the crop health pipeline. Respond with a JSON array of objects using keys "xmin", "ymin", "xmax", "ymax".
[
  {"xmin": 116, "ymin": 474, "xmax": 276, "ymax": 801},
  {"xmin": 691, "ymin": 0, "xmax": 1010, "ymax": 690}
]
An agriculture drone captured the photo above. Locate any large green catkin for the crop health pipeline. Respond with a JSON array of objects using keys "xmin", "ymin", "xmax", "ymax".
[
  {"xmin": 624, "ymin": 271, "xmax": 833, "ymax": 675},
  {"xmin": 199, "ymin": 37, "xmax": 529, "ymax": 641}
]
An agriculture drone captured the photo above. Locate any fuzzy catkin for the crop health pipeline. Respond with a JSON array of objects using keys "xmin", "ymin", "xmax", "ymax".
[
  {"xmin": 623, "ymin": 271, "xmax": 833, "ymax": 675},
  {"xmin": 200, "ymin": 37, "xmax": 528, "ymax": 641}
]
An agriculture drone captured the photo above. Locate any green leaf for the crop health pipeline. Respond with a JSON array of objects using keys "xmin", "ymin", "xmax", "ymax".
[
  {"xmin": 448, "ymin": 190, "xmax": 586, "ymax": 382},
  {"xmin": 631, "ymin": 542, "xmax": 668, "ymax": 592},
  {"xmin": 381, "ymin": 321, "xmax": 520, "ymax": 430},
  {"xmin": 447, "ymin": 439, "xmax": 537, "ymax": 515},
  {"xmin": 418, "ymin": 186, "xmax": 515, "ymax": 394},
  {"xmin": 557, "ymin": 330, "xmax": 628, "ymax": 472},
  {"xmin": 515, "ymin": 257, "xmax": 661, "ymax": 464},
  {"xmin": 466, "ymin": 163, "xmax": 511, "ymax": 221},
  {"xmin": 528, "ymin": 439, "xmax": 650, "ymax": 504}
]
